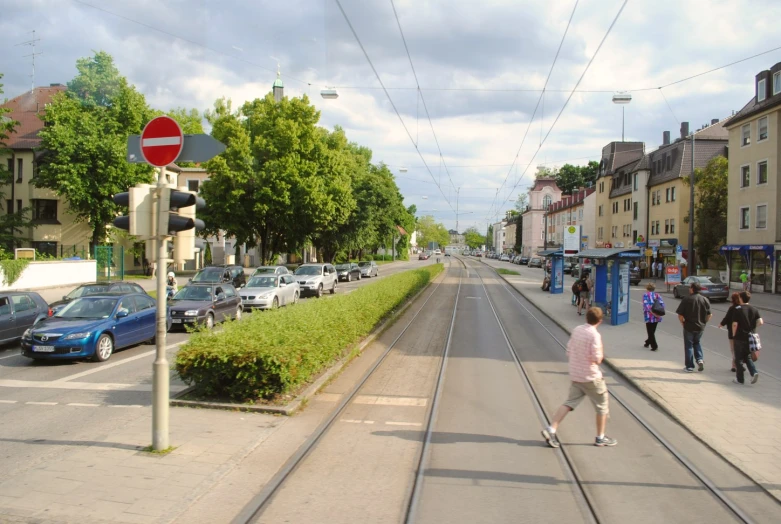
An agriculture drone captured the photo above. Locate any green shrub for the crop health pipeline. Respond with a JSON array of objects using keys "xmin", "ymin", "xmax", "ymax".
[
  {"xmin": 175, "ymin": 264, "xmax": 444, "ymax": 402},
  {"xmin": 0, "ymin": 259, "xmax": 31, "ymax": 286}
]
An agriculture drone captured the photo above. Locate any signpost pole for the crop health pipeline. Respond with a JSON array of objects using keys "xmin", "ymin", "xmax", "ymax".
[{"xmin": 152, "ymin": 167, "xmax": 170, "ymax": 451}]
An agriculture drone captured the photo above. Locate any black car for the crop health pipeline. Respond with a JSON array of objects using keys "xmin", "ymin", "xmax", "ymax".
[
  {"xmin": 630, "ymin": 267, "xmax": 642, "ymax": 286},
  {"xmin": 168, "ymin": 283, "xmax": 243, "ymax": 330},
  {"xmin": 0, "ymin": 292, "xmax": 51, "ymax": 345},
  {"xmin": 50, "ymin": 281, "xmax": 146, "ymax": 310},
  {"xmin": 335, "ymin": 263, "xmax": 362, "ymax": 282},
  {"xmin": 519, "ymin": 256, "xmax": 530, "ymax": 265},
  {"xmin": 191, "ymin": 265, "xmax": 246, "ymax": 289}
]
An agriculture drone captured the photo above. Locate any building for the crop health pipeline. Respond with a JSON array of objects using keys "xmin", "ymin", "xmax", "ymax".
[
  {"xmin": 448, "ymin": 229, "xmax": 464, "ymax": 246},
  {"xmin": 492, "ymin": 219, "xmax": 507, "ymax": 253},
  {"xmin": 503, "ymin": 214, "xmax": 517, "ymax": 253},
  {"xmin": 594, "ymin": 141, "xmax": 645, "ymax": 249},
  {"xmin": 544, "ymin": 187, "xmax": 595, "ymax": 251},
  {"xmin": 0, "ymin": 84, "xmax": 94, "ymax": 256},
  {"xmin": 520, "ymin": 177, "xmax": 562, "ymax": 256},
  {"xmin": 722, "ymin": 62, "xmax": 781, "ymax": 293}
]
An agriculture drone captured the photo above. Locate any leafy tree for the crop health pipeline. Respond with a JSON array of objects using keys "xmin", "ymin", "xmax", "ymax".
[
  {"xmin": 582, "ymin": 160, "xmax": 599, "ymax": 187},
  {"xmin": 416, "ymin": 215, "xmax": 449, "ymax": 249},
  {"xmin": 35, "ymin": 52, "xmax": 155, "ymax": 248},
  {"xmin": 463, "ymin": 226, "xmax": 485, "ymax": 249},
  {"xmin": 514, "ymin": 214, "xmax": 523, "ymax": 253},
  {"xmin": 555, "ymin": 163, "xmax": 584, "ymax": 195},
  {"xmin": 514, "ymin": 192, "xmax": 528, "ymax": 212},
  {"xmin": 683, "ymin": 156, "xmax": 727, "ymax": 269},
  {"xmin": 203, "ymin": 241, "xmax": 212, "ymax": 266},
  {"xmin": 534, "ymin": 165, "xmax": 558, "ymax": 179}
]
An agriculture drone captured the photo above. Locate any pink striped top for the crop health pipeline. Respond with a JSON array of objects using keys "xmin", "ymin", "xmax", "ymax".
[{"xmin": 566, "ymin": 323, "xmax": 603, "ymax": 382}]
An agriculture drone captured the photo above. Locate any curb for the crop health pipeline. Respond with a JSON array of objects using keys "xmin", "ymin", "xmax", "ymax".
[
  {"xmin": 477, "ymin": 258, "xmax": 781, "ymax": 504},
  {"xmin": 170, "ymin": 265, "xmax": 447, "ymax": 416}
]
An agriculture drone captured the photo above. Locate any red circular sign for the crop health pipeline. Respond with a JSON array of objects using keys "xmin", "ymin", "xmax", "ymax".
[{"xmin": 140, "ymin": 116, "xmax": 184, "ymax": 167}]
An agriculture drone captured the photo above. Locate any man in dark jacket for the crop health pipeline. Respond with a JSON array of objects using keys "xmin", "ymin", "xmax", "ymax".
[
  {"xmin": 675, "ymin": 281, "xmax": 712, "ymax": 373},
  {"xmin": 732, "ymin": 291, "xmax": 762, "ymax": 385}
]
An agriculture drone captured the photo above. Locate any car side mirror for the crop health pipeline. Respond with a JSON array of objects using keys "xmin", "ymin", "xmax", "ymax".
[
  {"xmin": 63, "ymin": 296, "xmax": 68, "ymax": 301},
  {"xmin": 188, "ymin": 278, "xmax": 193, "ymax": 283},
  {"xmin": 116, "ymin": 310, "xmax": 129, "ymax": 319}
]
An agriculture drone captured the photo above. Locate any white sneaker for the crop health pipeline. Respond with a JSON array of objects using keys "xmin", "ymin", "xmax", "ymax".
[
  {"xmin": 732, "ymin": 378, "xmax": 744, "ymax": 385},
  {"xmin": 751, "ymin": 373, "xmax": 759, "ymax": 384}
]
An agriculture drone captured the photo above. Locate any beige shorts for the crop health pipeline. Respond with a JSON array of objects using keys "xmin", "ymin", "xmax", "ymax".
[{"xmin": 564, "ymin": 379, "xmax": 609, "ymax": 415}]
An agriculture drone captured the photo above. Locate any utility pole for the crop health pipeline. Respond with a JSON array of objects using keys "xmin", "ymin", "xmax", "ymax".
[
  {"xmin": 455, "ymin": 187, "xmax": 460, "ymax": 235},
  {"xmin": 688, "ymin": 130, "xmax": 696, "ymax": 276},
  {"xmin": 16, "ymin": 30, "xmax": 42, "ymax": 93}
]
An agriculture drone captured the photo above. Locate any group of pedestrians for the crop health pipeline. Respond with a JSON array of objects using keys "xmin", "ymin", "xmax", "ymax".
[{"xmin": 719, "ymin": 291, "xmax": 763, "ymax": 384}]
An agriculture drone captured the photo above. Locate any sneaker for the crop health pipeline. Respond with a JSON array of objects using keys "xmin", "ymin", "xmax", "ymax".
[
  {"xmin": 751, "ymin": 373, "xmax": 759, "ymax": 384},
  {"xmin": 643, "ymin": 341, "xmax": 650, "ymax": 348},
  {"xmin": 651, "ymin": 347, "xmax": 658, "ymax": 352},
  {"xmin": 541, "ymin": 429, "xmax": 560, "ymax": 448},
  {"xmin": 732, "ymin": 378, "xmax": 744, "ymax": 385},
  {"xmin": 684, "ymin": 367, "xmax": 694, "ymax": 373},
  {"xmin": 595, "ymin": 436, "xmax": 618, "ymax": 447},
  {"xmin": 697, "ymin": 360, "xmax": 704, "ymax": 372}
]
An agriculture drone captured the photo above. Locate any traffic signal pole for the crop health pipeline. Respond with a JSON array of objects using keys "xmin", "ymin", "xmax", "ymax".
[{"xmin": 153, "ymin": 167, "xmax": 170, "ymax": 451}]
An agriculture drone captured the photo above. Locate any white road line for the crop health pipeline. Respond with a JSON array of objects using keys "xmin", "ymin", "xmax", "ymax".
[
  {"xmin": 66, "ymin": 403, "xmax": 100, "ymax": 407},
  {"xmin": 363, "ymin": 420, "xmax": 375, "ymax": 424},
  {"xmin": 142, "ymin": 136, "xmax": 181, "ymax": 147},
  {"xmin": 26, "ymin": 401, "xmax": 58, "ymax": 406},
  {"xmin": 0, "ymin": 352, "xmax": 21, "ymax": 360},
  {"xmin": 109, "ymin": 404, "xmax": 145, "ymax": 408},
  {"xmin": 341, "ymin": 419, "xmax": 363, "ymax": 424},
  {"xmin": 353, "ymin": 395, "xmax": 428, "ymax": 407},
  {"xmin": 0, "ymin": 399, "xmax": 18, "ymax": 404},
  {"xmin": 465, "ymin": 297, "xmax": 482, "ymax": 300},
  {"xmin": 385, "ymin": 421, "xmax": 422, "ymax": 427},
  {"xmin": 54, "ymin": 343, "xmax": 181, "ymax": 383},
  {"xmin": 0, "ymin": 379, "xmax": 187, "ymax": 393}
]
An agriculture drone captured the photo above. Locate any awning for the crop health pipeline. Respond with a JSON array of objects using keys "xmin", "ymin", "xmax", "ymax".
[
  {"xmin": 576, "ymin": 247, "xmax": 643, "ymax": 259},
  {"xmin": 718, "ymin": 244, "xmax": 774, "ymax": 259},
  {"xmin": 537, "ymin": 249, "xmax": 563, "ymax": 257}
]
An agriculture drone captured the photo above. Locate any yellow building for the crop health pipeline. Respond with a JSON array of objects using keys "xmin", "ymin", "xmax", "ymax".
[{"xmin": 594, "ymin": 142, "xmax": 644, "ymax": 249}]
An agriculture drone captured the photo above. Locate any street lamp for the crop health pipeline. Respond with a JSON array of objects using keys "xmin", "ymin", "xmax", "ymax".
[
  {"xmin": 612, "ymin": 92, "xmax": 632, "ymax": 142},
  {"xmin": 399, "ymin": 166, "xmax": 408, "ymax": 173},
  {"xmin": 320, "ymin": 87, "xmax": 339, "ymax": 99}
]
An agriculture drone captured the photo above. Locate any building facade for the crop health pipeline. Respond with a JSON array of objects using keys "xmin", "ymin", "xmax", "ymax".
[
  {"xmin": 594, "ymin": 141, "xmax": 644, "ymax": 250},
  {"xmin": 544, "ymin": 187, "xmax": 595, "ymax": 251},
  {"xmin": 520, "ymin": 177, "xmax": 562, "ymax": 257}
]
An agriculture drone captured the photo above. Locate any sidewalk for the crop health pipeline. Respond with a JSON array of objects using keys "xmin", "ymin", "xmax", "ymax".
[{"xmin": 484, "ymin": 261, "xmax": 781, "ymax": 503}]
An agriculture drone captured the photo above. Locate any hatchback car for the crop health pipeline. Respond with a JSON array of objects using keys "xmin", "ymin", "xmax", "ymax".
[
  {"xmin": 241, "ymin": 274, "xmax": 300, "ymax": 310},
  {"xmin": 169, "ymin": 283, "xmax": 243, "ymax": 330},
  {"xmin": 0, "ymin": 292, "xmax": 51, "ymax": 345},
  {"xmin": 519, "ymin": 256, "xmax": 530, "ymax": 265},
  {"xmin": 500, "ymin": 254, "xmax": 511, "ymax": 262},
  {"xmin": 293, "ymin": 264, "xmax": 337, "ymax": 298},
  {"xmin": 528, "ymin": 257, "xmax": 543, "ymax": 268},
  {"xmin": 335, "ymin": 263, "xmax": 362, "ymax": 282},
  {"xmin": 251, "ymin": 266, "xmax": 289, "ymax": 277},
  {"xmin": 358, "ymin": 260, "xmax": 379, "ymax": 278},
  {"xmin": 21, "ymin": 293, "xmax": 162, "ymax": 362},
  {"xmin": 192, "ymin": 265, "xmax": 246, "ymax": 289},
  {"xmin": 418, "ymin": 252, "xmax": 430, "ymax": 260},
  {"xmin": 673, "ymin": 276, "xmax": 730, "ymax": 301},
  {"xmin": 49, "ymin": 281, "xmax": 146, "ymax": 310}
]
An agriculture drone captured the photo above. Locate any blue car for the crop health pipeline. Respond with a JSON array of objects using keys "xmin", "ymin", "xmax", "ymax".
[{"xmin": 21, "ymin": 293, "xmax": 166, "ymax": 362}]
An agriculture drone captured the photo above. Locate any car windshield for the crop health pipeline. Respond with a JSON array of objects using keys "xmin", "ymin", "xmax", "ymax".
[
  {"xmin": 55, "ymin": 297, "xmax": 118, "ymax": 319},
  {"xmin": 695, "ymin": 276, "xmax": 717, "ymax": 284},
  {"xmin": 192, "ymin": 269, "xmax": 223, "ymax": 282},
  {"xmin": 173, "ymin": 286, "xmax": 214, "ymax": 301},
  {"xmin": 66, "ymin": 285, "xmax": 109, "ymax": 299},
  {"xmin": 358, "ymin": 262, "xmax": 371, "ymax": 267},
  {"xmin": 247, "ymin": 276, "xmax": 276, "ymax": 288},
  {"xmin": 335, "ymin": 264, "xmax": 350, "ymax": 270},
  {"xmin": 294, "ymin": 266, "xmax": 322, "ymax": 276},
  {"xmin": 253, "ymin": 267, "xmax": 276, "ymax": 275}
]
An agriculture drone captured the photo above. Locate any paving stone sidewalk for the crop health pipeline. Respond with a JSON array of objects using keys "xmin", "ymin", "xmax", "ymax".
[{"xmin": 488, "ymin": 264, "xmax": 781, "ymax": 503}]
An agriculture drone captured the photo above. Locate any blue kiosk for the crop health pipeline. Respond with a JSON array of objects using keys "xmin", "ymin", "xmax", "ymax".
[
  {"xmin": 539, "ymin": 249, "xmax": 565, "ymax": 295},
  {"xmin": 576, "ymin": 247, "xmax": 642, "ymax": 326}
]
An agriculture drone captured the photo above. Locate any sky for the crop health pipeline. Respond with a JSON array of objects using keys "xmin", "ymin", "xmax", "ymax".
[{"xmin": 2, "ymin": 0, "xmax": 781, "ymax": 234}]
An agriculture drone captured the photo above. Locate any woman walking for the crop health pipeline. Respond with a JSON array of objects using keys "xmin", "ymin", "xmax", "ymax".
[
  {"xmin": 719, "ymin": 292, "xmax": 741, "ymax": 372},
  {"xmin": 642, "ymin": 283, "xmax": 664, "ymax": 351},
  {"xmin": 577, "ymin": 273, "xmax": 591, "ymax": 316}
]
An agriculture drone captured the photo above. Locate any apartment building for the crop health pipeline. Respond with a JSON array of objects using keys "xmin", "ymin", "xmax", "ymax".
[
  {"xmin": 722, "ymin": 62, "xmax": 781, "ymax": 293},
  {"xmin": 594, "ymin": 141, "xmax": 644, "ymax": 249},
  {"xmin": 520, "ymin": 177, "xmax": 562, "ymax": 257},
  {"xmin": 544, "ymin": 187, "xmax": 595, "ymax": 250}
]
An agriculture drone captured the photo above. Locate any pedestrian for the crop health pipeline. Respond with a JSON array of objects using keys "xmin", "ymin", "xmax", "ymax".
[
  {"xmin": 642, "ymin": 282, "xmax": 664, "ymax": 351},
  {"xmin": 675, "ymin": 281, "xmax": 712, "ymax": 372},
  {"xmin": 740, "ymin": 269, "xmax": 749, "ymax": 291},
  {"xmin": 542, "ymin": 307, "xmax": 617, "ymax": 448},
  {"xmin": 577, "ymin": 273, "xmax": 590, "ymax": 316},
  {"xmin": 640, "ymin": 259, "xmax": 647, "ymax": 279},
  {"xmin": 719, "ymin": 292, "xmax": 742, "ymax": 372},
  {"xmin": 571, "ymin": 279, "xmax": 580, "ymax": 306},
  {"xmin": 732, "ymin": 291, "xmax": 763, "ymax": 385},
  {"xmin": 150, "ymin": 260, "xmax": 156, "ymax": 278}
]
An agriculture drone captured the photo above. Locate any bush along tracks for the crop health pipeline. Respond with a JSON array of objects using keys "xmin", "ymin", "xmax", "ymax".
[{"xmin": 175, "ymin": 264, "xmax": 444, "ymax": 404}]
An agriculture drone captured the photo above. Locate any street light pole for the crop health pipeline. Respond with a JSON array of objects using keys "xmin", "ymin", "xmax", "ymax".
[
  {"xmin": 612, "ymin": 92, "xmax": 632, "ymax": 142},
  {"xmin": 456, "ymin": 187, "xmax": 460, "ymax": 235}
]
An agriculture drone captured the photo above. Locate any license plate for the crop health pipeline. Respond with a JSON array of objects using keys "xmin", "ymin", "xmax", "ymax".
[
  {"xmin": 33, "ymin": 346, "xmax": 55, "ymax": 352},
  {"xmin": 172, "ymin": 319, "xmax": 182, "ymax": 323}
]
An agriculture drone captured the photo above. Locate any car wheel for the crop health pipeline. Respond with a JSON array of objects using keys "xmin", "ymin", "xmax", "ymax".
[
  {"xmin": 316, "ymin": 284, "xmax": 323, "ymax": 298},
  {"xmin": 293, "ymin": 291, "xmax": 299, "ymax": 304},
  {"xmin": 330, "ymin": 281, "xmax": 336, "ymax": 294},
  {"xmin": 272, "ymin": 297, "xmax": 279, "ymax": 309},
  {"xmin": 673, "ymin": 287, "xmax": 679, "ymax": 298},
  {"xmin": 205, "ymin": 313, "xmax": 215, "ymax": 330},
  {"xmin": 235, "ymin": 306, "xmax": 242, "ymax": 320},
  {"xmin": 347, "ymin": 274, "xmax": 351, "ymax": 282},
  {"xmin": 93, "ymin": 334, "xmax": 114, "ymax": 362}
]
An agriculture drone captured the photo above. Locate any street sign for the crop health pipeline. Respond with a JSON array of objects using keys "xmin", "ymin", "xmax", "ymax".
[
  {"xmin": 139, "ymin": 116, "xmax": 184, "ymax": 167},
  {"xmin": 665, "ymin": 265, "xmax": 681, "ymax": 284},
  {"xmin": 127, "ymin": 134, "xmax": 226, "ymax": 164}
]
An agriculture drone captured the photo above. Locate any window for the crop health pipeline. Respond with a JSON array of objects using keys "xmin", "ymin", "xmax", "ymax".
[
  {"xmin": 6, "ymin": 159, "xmax": 12, "ymax": 178},
  {"xmin": 32, "ymin": 241, "xmax": 57, "ymax": 257},
  {"xmin": 666, "ymin": 188, "xmax": 670, "ymax": 202},
  {"xmin": 187, "ymin": 179, "xmax": 200, "ymax": 192},
  {"xmin": 135, "ymin": 295, "xmax": 156, "ymax": 311},
  {"xmin": 633, "ymin": 202, "xmax": 638, "ymax": 220},
  {"xmin": 598, "ymin": 205, "xmax": 603, "ymax": 217},
  {"xmin": 742, "ymin": 124, "xmax": 751, "ymax": 146},
  {"xmin": 666, "ymin": 155, "xmax": 672, "ymax": 170},
  {"xmin": 633, "ymin": 173, "xmax": 638, "ymax": 191},
  {"xmin": 611, "ymin": 226, "xmax": 617, "ymax": 238},
  {"xmin": 671, "ymin": 187, "xmax": 676, "ymax": 202},
  {"xmin": 32, "ymin": 199, "xmax": 57, "ymax": 221},
  {"xmin": 758, "ymin": 78, "xmax": 766, "ymax": 102},
  {"xmin": 740, "ymin": 165, "xmax": 750, "ymax": 188},
  {"xmin": 655, "ymin": 190, "xmax": 661, "ymax": 204},
  {"xmin": 5, "ymin": 200, "xmax": 11, "ymax": 214},
  {"xmin": 16, "ymin": 159, "xmax": 22, "ymax": 182},
  {"xmin": 598, "ymin": 227, "xmax": 603, "ymax": 240},
  {"xmin": 775, "ymin": 72, "xmax": 781, "ymax": 95},
  {"xmin": 578, "ymin": 208, "xmax": 583, "ymax": 220},
  {"xmin": 11, "ymin": 295, "xmax": 36, "ymax": 312},
  {"xmin": 542, "ymin": 195, "xmax": 552, "ymax": 209},
  {"xmin": 739, "ymin": 207, "xmax": 750, "ymax": 230},
  {"xmin": 756, "ymin": 205, "xmax": 767, "ymax": 229},
  {"xmin": 758, "ymin": 161, "xmax": 768, "ymax": 184},
  {"xmin": 758, "ymin": 117, "xmax": 768, "ymax": 141},
  {"xmin": 612, "ymin": 202, "xmax": 618, "ymax": 214},
  {"xmin": 16, "ymin": 200, "xmax": 21, "ymax": 213},
  {"xmin": 665, "ymin": 219, "xmax": 670, "ymax": 234},
  {"xmin": 670, "ymin": 219, "xmax": 675, "ymax": 234}
]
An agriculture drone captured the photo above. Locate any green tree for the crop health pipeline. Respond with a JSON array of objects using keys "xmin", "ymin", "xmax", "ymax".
[
  {"xmin": 35, "ymin": 52, "xmax": 155, "ymax": 248},
  {"xmin": 534, "ymin": 165, "xmax": 558, "ymax": 179},
  {"xmin": 514, "ymin": 214, "xmax": 523, "ymax": 253},
  {"xmin": 203, "ymin": 241, "xmax": 212, "ymax": 266},
  {"xmin": 463, "ymin": 226, "xmax": 485, "ymax": 249},
  {"xmin": 555, "ymin": 163, "xmax": 584, "ymax": 195},
  {"xmin": 514, "ymin": 192, "xmax": 528, "ymax": 212},
  {"xmin": 683, "ymin": 155, "xmax": 727, "ymax": 269},
  {"xmin": 165, "ymin": 107, "xmax": 204, "ymax": 168},
  {"xmin": 582, "ymin": 160, "xmax": 599, "ymax": 187},
  {"xmin": 416, "ymin": 215, "xmax": 449, "ymax": 249}
]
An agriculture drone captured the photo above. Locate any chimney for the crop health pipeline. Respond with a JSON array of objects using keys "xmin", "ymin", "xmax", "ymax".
[
  {"xmin": 711, "ymin": 118, "xmax": 719, "ymax": 125},
  {"xmin": 680, "ymin": 122, "xmax": 689, "ymax": 139},
  {"xmin": 663, "ymin": 131, "xmax": 670, "ymax": 145}
]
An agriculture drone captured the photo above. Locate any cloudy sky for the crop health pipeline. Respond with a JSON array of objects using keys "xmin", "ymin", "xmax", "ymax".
[{"xmin": 2, "ymin": 0, "xmax": 780, "ymax": 233}]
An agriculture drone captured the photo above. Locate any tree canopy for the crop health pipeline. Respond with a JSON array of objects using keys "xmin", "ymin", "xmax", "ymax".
[
  {"xmin": 416, "ymin": 215, "xmax": 449, "ymax": 249},
  {"xmin": 553, "ymin": 161, "xmax": 600, "ymax": 194},
  {"xmin": 683, "ymin": 155, "xmax": 728, "ymax": 269},
  {"xmin": 463, "ymin": 226, "xmax": 485, "ymax": 249}
]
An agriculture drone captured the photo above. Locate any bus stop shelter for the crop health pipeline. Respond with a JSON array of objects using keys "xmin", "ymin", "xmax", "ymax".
[
  {"xmin": 539, "ymin": 249, "xmax": 564, "ymax": 295},
  {"xmin": 576, "ymin": 247, "xmax": 642, "ymax": 325}
]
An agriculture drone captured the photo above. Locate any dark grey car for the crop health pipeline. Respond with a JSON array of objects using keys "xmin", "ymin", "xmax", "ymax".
[
  {"xmin": 673, "ymin": 276, "xmax": 730, "ymax": 302},
  {"xmin": 0, "ymin": 292, "xmax": 51, "ymax": 344},
  {"xmin": 168, "ymin": 283, "xmax": 243, "ymax": 330},
  {"xmin": 336, "ymin": 263, "xmax": 362, "ymax": 282}
]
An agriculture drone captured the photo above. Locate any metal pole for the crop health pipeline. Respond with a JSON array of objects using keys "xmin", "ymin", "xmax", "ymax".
[
  {"xmin": 153, "ymin": 166, "xmax": 170, "ymax": 451},
  {"xmin": 544, "ymin": 211, "xmax": 548, "ymax": 251},
  {"xmin": 622, "ymin": 106, "xmax": 625, "ymax": 142},
  {"xmin": 456, "ymin": 187, "xmax": 460, "ymax": 235},
  {"xmin": 688, "ymin": 131, "xmax": 696, "ymax": 276}
]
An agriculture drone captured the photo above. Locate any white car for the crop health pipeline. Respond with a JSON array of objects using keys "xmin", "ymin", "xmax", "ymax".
[
  {"xmin": 500, "ymin": 254, "xmax": 511, "ymax": 262},
  {"xmin": 294, "ymin": 263, "xmax": 337, "ymax": 298},
  {"xmin": 240, "ymin": 274, "xmax": 300, "ymax": 310}
]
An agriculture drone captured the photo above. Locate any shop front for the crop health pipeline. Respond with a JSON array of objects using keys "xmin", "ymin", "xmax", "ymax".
[{"xmin": 719, "ymin": 244, "xmax": 776, "ymax": 294}]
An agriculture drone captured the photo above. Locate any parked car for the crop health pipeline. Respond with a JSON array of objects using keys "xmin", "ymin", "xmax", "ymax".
[
  {"xmin": 336, "ymin": 263, "xmax": 362, "ymax": 282},
  {"xmin": 169, "ymin": 283, "xmax": 243, "ymax": 330},
  {"xmin": 251, "ymin": 266, "xmax": 289, "ymax": 277},
  {"xmin": 240, "ymin": 274, "xmax": 299, "ymax": 310},
  {"xmin": 0, "ymin": 292, "xmax": 52, "ymax": 345},
  {"xmin": 21, "ymin": 293, "xmax": 163, "ymax": 362},
  {"xmin": 519, "ymin": 256, "xmax": 530, "ymax": 265},
  {"xmin": 629, "ymin": 267, "xmax": 642, "ymax": 286},
  {"xmin": 293, "ymin": 263, "xmax": 337, "ymax": 298},
  {"xmin": 528, "ymin": 257, "xmax": 543, "ymax": 268},
  {"xmin": 475, "ymin": 251, "xmax": 483, "ymax": 258},
  {"xmin": 500, "ymin": 254, "xmax": 511, "ymax": 262},
  {"xmin": 419, "ymin": 252, "xmax": 430, "ymax": 260},
  {"xmin": 672, "ymin": 276, "xmax": 730, "ymax": 302},
  {"xmin": 358, "ymin": 260, "xmax": 379, "ymax": 278},
  {"xmin": 192, "ymin": 265, "xmax": 246, "ymax": 289},
  {"xmin": 49, "ymin": 281, "xmax": 146, "ymax": 311}
]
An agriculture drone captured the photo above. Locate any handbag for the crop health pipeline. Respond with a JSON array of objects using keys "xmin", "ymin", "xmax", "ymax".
[
  {"xmin": 650, "ymin": 293, "xmax": 666, "ymax": 316},
  {"xmin": 748, "ymin": 332, "xmax": 761, "ymax": 361}
]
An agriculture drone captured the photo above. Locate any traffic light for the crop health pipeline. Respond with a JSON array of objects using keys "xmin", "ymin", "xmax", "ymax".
[
  {"xmin": 158, "ymin": 187, "xmax": 205, "ymax": 236},
  {"xmin": 113, "ymin": 184, "xmax": 154, "ymax": 237},
  {"xmin": 173, "ymin": 186, "xmax": 201, "ymax": 265}
]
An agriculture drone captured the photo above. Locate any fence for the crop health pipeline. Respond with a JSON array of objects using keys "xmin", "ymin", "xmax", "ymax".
[{"xmin": 94, "ymin": 245, "xmax": 124, "ymax": 281}]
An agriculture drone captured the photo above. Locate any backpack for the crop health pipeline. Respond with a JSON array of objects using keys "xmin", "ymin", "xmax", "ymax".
[{"xmin": 572, "ymin": 281, "xmax": 581, "ymax": 294}]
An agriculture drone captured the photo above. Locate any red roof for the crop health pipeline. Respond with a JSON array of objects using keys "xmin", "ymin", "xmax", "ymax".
[{"xmin": 1, "ymin": 85, "xmax": 67, "ymax": 149}]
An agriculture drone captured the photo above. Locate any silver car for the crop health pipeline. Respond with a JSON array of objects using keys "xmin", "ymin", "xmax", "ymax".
[
  {"xmin": 240, "ymin": 274, "xmax": 300, "ymax": 310},
  {"xmin": 673, "ymin": 276, "xmax": 730, "ymax": 302},
  {"xmin": 251, "ymin": 266, "xmax": 289, "ymax": 277},
  {"xmin": 294, "ymin": 263, "xmax": 337, "ymax": 298},
  {"xmin": 358, "ymin": 260, "xmax": 379, "ymax": 278}
]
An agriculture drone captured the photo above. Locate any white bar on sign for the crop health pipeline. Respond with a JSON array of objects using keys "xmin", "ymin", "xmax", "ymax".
[{"xmin": 142, "ymin": 137, "xmax": 182, "ymax": 147}]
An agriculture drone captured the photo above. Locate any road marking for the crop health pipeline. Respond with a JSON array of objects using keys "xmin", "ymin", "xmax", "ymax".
[
  {"xmin": 342, "ymin": 419, "xmax": 363, "ymax": 424},
  {"xmin": 0, "ymin": 399, "xmax": 18, "ymax": 404},
  {"xmin": 385, "ymin": 421, "xmax": 422, "ymax": 427},
  {"xmin": 66, "ymin": 402, "xmax": 100, "ymax": 407},
  {"xmin": 109, "ymin": 404, "xmax": 144, "ymax": 408},
  {"xmin": 0, "ymin": 379, "xmax": 187, "ymax": 393},
  {"xmin": 465, "ymin": 297, "xmax": 482, "ymax": 300},
  {"xmin": 353, "ymin": 395, "xmax": 428, "ymax": 407},
  {"xmin": 54, "ymin": 343, "xmax": 181, "ymax": 383},
  {"xmin": 26, "ymin": 401, "xmax": 58, "ymax": 406},
  {"xmin": 0, "ymin": 352, "xmax": 21, "ymax": 360}
]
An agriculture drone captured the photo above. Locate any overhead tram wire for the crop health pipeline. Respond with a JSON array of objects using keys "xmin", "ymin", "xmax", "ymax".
[
  {"xmin": 486, "ymin": 0, "xmax": 579, "ymax": 222},
  {"xmin": 334, "ymin": 0, "xmax": 455, "ymax": 211},
  {"xmin": 494, "ymin": 0, "xmax": 629, "ymax": 215},
  {"xmin": 390, "ymin": 0, "xmax": 457, "ymax": 195}
]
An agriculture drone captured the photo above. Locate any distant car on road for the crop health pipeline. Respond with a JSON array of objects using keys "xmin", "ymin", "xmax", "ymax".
[
  {"xmin": 418, "ymin": 252, "xmax": 430, "ymax": 260},
  {"xmin": 241, "ymin": 274, "xmax": 299, "ymax": 310},
  {"xmin": 519, "ymin": 256, "xmax": 530, "ymax": 265},
  {"xmin": 49, "ymin": 281, "xmax": 146, "ymax": 311},
  {"xmin": 358, "ymin": 260, "xmax": 379, "ymax": 278},
  {"xmin": 500, "ymin": 254, "xmax": 511, "ymax": 262},
  {"xmin": 169, "ymin": 283, "xmax": 243, "ymax": 330},
  {"xmin": 672, "ymin": 276, "xmax": 729, "ymax": 302},
  {"xmin": 336, "ymin": 263, "xmax": 362, "ymax": 282},
  {"xmin": 0, "ymin": 292, "xmax": 51, "ymax": 345},
  {"xmin": 528, "ymin": 257, "xmax": 542, "ymax": 268},
  {"xmin": 294, "ymin": 263, "xmax": 337, "ymax": 298}
]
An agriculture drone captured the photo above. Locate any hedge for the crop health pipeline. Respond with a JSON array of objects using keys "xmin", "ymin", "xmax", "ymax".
[{"xmin": 174, "ymin": 264, "xmax": 444, "ymax": 402}]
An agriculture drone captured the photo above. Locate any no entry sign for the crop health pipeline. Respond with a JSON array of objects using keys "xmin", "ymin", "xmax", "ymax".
[{"xmin": 140, "ymin": 116, "xmax": 184, "ymax": 167}]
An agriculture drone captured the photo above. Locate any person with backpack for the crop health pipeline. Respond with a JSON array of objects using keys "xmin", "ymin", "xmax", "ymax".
[
  {"xmin": 576, "ymin": 273, "xmax": 590, "ymax": 316},
  {"xmin": 732, "ymin": 291, "xmax": 763, "ymax": 385},
  {"xmin": 642, "ymin": 282, "xmax": 664, "ymax": 351},
  {"xmin": 571, "ymin": 279, "xmax": 580, "ymax": 306}
]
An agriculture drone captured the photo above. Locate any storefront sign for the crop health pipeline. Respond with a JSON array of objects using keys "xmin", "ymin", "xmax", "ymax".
[
  {"xmin": 604, "ymin": 243, "xmax": 613, "ymax": 248},
  {"xmin": 665, "ymin": 265, "xmax": 681, "ymax": 284},
  {"xmin": 648, "ymin": 239, "xmax": 660, "ymax": 248}
]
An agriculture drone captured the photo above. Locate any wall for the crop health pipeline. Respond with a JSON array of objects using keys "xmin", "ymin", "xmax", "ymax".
[
  {"xmin": 0, "ymin": 260, "xmax": 97, "ymax": 292},
  {"xmin": 582, "ymin": 193, "xmax": 596, "ymax": 249}
]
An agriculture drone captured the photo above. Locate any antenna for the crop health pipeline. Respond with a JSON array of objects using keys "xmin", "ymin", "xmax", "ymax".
[{"xmin": 16, "ymin": 30, "xmax": 42, "ymax": 93}]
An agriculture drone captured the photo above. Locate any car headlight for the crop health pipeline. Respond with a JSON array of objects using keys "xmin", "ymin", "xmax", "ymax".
[
  {"xmin": 258, "ymin": 292, "xmax": 274, "ymax": 298},
  {"xmin": 63, "ymin": 332, "xmax": 91, "ymax": 340},
  {"xmin": 22, "ymin": 328, "xmax": 32, "ymax": 339},
  {"xmin": 184, "ymin": 310, "xmax": 200, "ymax": 316}
]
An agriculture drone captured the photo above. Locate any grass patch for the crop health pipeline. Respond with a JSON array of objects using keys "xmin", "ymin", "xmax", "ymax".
[
  {"xmin": 147, "ymin": 290, "xmax": 157, "ymax": 299},
  {"xmin": 175, "ymin": 264, "xmax": 444, "ymax": 403},
  {"xmin": 140, "ymin": 445, "xmax": 177, "ymax": 455},
  {"xmin": 497, "ymin": 268, "xmax": 520, "ymax": 275}
]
